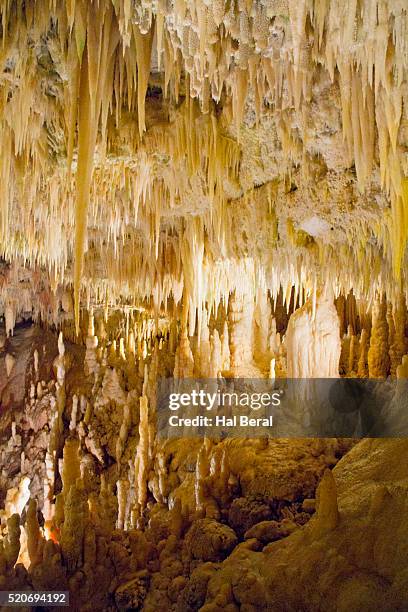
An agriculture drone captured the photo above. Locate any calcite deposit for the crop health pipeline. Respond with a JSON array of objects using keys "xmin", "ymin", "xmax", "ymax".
[{"xmin": 1, "ymin": 1, "xmax": 408, "ymax": 610}]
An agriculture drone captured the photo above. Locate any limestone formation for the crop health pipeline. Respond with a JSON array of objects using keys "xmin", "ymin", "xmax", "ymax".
[
  {"xmin": 286, "ymin": 292, "xmax": 341, "ymax": 378},
  {"xmin": 368, "ymin": 296, "xmax": 390, "ymax": 378},
  {"xmin": 0, "ymin": 2, "xmax": 408, "ymax": 610}
]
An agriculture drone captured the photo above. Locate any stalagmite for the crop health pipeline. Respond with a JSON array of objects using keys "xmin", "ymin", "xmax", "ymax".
[
  {"xmin": 357, "ymin": 328, "xmax": 369, "ymax": 378},
  {"xmin": 221, "ymin": 320, "xmax": 231, "ymax": 371},
  {"xmin": 268, "ymin": 317, "xmax": 281, "ymax": 356},
  {"xmin": 368, "ymin": 296, "xmax": 390, "ymax": 378},
  {"xmin": 209, "ymin": 330, "xmax": 222, "ymax": 378},
  {"xmin": 348, "ymin": 327, "xmax": 358, "ymax": 375},
  {"xmin": 286, "ymin": 293, "xmax": 341, "ymax": 378},
  {"xmin": 197, "ymin": 309, "xmax": 211, "ymax": 377},
  {"xmin": 4, "ymin": 304, "xmax": 15, "ymax": 338},
  {"xmin": 54, "ymin": 332, "xmax": 66, "ymax": 387},
  {"xmin": 313, "ymin": 469, "xmax": 339, "ymax": 535},
  {"xmin": 33, "ymin": 349, "xmax": 39, "ymax": 379},
  {"xmin": 5, "ymin": 353, "xmax": 15, "ymax": 377},
  {"xmin": 269, "ymin": 358, "xmax": 276, "ymax": 380},
  {"xmin": 26, "ymin": 499, "xmax": 44, "ymax": 568},
  {"xmin": 174, "ymin": 331, "xmax": 195, "ymax": 379},
  {"xmin": 133, "ymin": 395, "xmax": 149, "ymax": 527},
  {"xmin": 396, "ymin": 355, "xmax": 408, "ymax": 379},
  {"xmin": 43, "ymin": 451, "xmax": 56, "ymax": 525},
  {"xmin": 60, "ymin": 480, "xmax": 88, "ymax": 571},
  {"xmin": 229, "ymin": 292, "xmax": 255, "ymax": 374},
  {"xmin": 390, "ymin": 294, "xmax": 408, "ymax": 376},
  {"xmin": 2, "ymin": 477, "xmax": 30, "ymax": 519},
  {"xmin": 117, "ymin": 479, "xmax": 130, "ymax": 530},
  {"xmin": 84, "ymin": 310, "xmax": 99, "ymax": 377},
  {"xmin": 3, "ymin": 515, "xmax": 20, "ymax": 570},
  {"xmin": 61, "ymin": 438, "xmax": 81, "ymax": 497},
  {"xmin": 69, "ymin": 395, "xmax": 79, "ymax": 432},
  {"xmin": 195, "ymin": 440, "xmax": 211, "ymax": 516},
  {"xmin": 116, "ymin": 404, "xmax": 131, "ymax": 464},
  {"xmin": 254, "ymin": 288, "xmax": 271, "ymax": 358}
]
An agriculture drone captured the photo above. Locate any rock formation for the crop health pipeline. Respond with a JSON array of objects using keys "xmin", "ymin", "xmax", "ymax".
[{"xmin": 0, "ymin": 1, "xmax": 408, "ymax": 610}]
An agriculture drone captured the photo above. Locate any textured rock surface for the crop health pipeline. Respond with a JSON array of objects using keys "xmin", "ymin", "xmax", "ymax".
[
  {"xmin": 198, "ymin": 439, "xmax": 408, "ymax": 612},
  {"xmin": 1, "ymin": 2, "xmax": 408, "ymax": 610},
  {"xmin": 0, "ymin": 320, "xmax": 407, "ymax": 610},
  {"xmin": 0, "ymin": 1, "xmax": 407, "ymax": 325}
]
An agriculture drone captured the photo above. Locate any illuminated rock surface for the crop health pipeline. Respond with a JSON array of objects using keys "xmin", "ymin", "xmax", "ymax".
[{"xmin": 0, "ymin": 1, "xmax": 408, "ymax": 610}]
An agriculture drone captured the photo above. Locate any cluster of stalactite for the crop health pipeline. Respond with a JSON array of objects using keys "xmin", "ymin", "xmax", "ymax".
[
  {"xmin": 0, "ymin": 1, "xmax": 408, "ymax": 334},
  {"xmin": 3, "ymin": 261, "xmax": 408, "ymax": 382}
]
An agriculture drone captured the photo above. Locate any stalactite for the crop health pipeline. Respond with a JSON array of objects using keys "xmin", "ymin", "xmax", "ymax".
[
  {"xmin": 73, "ymin": 43, "xmax": 95, "ymax": 335},
  {"xmin": 0, "ymin": 127, "xmax": 11, "ymax": 247},
  {"xmin": 0, "ymin": 0, "xmax": 406, "ymax": 312},
  {"xmin": 133, "ymin": 21, "xmax": 155, "ymax": 138}
]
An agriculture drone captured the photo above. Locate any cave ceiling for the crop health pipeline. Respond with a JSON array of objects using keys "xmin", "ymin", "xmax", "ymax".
[{"xmin": 0, "ymin": 1, "xmax": 407, "ymax": 328}]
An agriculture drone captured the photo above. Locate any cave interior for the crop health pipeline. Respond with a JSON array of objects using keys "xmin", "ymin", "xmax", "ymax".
[{"xmin": 0, "ymin": 1, "xmax": 408, "ymax": 611}]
